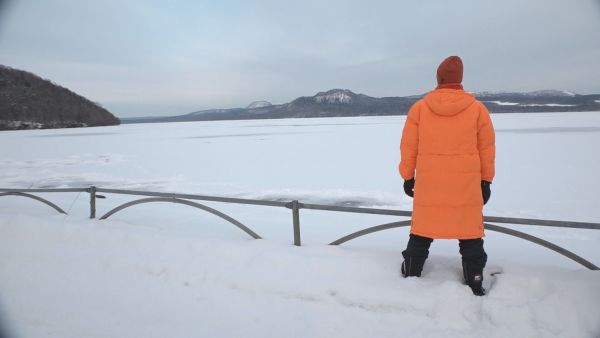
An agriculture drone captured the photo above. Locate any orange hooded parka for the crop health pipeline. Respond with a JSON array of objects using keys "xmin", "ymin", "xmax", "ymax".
[{"xmin": 399, "ymin": 88, "xmax": 495, "ymax": 239}]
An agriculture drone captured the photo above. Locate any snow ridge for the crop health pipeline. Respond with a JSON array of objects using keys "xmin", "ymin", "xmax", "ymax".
[
  {"xmin": 246, "ymin": 101, "xmax": 272, "ymax": 109},
  {"xmin": 485, "ymin": 101, "xmax": 519, "ymax": 106},
  {"xmin": 484, "ymin": 101, "xmax": 576, "ymax": 107},
  {"xmin": 521, "ymin": 103, "xmax": 576, "ymax": 107},
  {"xmin": 477, "ymin": 90, "xmax": 577, "ymax": 97}
]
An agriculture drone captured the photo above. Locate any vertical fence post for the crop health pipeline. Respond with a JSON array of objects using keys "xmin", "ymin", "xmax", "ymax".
[
  {"xmin": 89, "ymin": 186, "xmax": 96, "ymax": 219},
  {"xmin": 291, "ymin": 200, "xmax": 302, "ymax": 246}
]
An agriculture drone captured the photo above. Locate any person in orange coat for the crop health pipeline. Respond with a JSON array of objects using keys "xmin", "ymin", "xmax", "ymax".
[{"xmin": 399, "ymin": 56, "xmax": 495, "ymax": 296}]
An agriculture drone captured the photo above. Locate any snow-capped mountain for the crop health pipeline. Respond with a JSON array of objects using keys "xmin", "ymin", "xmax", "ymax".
[{"xmin": 313, "ymin": 89, "xmax": 354, "ymax": 104}]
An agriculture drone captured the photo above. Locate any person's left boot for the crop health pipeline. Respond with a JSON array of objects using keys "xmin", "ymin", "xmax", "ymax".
[
  {"xmin": 463, "ymin": 262, "xmax": 486, "ymax": 296},
  {"xmin": 459, "ymin": 238, "xmax": 487, "ymax": 296},
  {"xmin": 467, "ymin": 273, "xmax": 485, "ymax": 296}
]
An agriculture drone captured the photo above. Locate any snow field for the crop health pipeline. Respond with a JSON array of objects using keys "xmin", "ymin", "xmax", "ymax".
[{"xmin": 0, "ymin": 213, "xmax": 599, "ymax": 338}]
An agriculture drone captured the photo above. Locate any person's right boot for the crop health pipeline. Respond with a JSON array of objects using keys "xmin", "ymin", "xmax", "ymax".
[
  {"xmin": 401, "ymin": 234, "xmax": 433, "ymax": 278},
  {"xmin": 401, "ymin": 255, "xmax": 427, "ymax": 277}
]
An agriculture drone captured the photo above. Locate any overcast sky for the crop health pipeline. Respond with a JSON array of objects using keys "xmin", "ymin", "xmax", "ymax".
[{"xmin": 1, "ymin": 0, "xmax": 599, "ymax": 117}]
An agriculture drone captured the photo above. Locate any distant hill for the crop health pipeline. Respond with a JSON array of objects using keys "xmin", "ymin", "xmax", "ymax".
[
  {"xmin": 122, "ymin": 88, "xmax": 600, "ymax": 124},
  {"xmin": 0, "ymin": 65, "xmax": 120, "ymax": 130}
]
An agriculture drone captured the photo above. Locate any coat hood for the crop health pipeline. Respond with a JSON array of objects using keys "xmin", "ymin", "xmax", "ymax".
[{"xmin": 424, "ymin": 89, "xmax": 476, "ymax": 117}]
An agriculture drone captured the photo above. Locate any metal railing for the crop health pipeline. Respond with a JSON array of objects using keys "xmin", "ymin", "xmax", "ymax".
[{"xmin": 1, "ymin": 186, "xmax": 599, "ymax": 270}]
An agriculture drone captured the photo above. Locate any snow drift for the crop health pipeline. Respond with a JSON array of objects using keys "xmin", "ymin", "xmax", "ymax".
[{"xmin": 0, "ymin": 213, "xmax": 599, "ymax": 338}]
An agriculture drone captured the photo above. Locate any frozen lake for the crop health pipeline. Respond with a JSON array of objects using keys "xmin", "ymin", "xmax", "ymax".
[
  {"xmin": 2, "ymin": 112, "xmax": 600, "ymax": 216},
  {"xmin": 1, "ymin": 112, "xmax": 600, "ymax": 338},
  {"xmin": 1, "ymin": 112, "xmax": 600, "ymax": 267}
]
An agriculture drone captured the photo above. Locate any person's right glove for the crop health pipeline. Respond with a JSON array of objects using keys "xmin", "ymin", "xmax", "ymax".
[
  {"xmin": 403, "ymin": 178, "xmax": 415, "ymax": 198},
  {"xmin": 481, "ymin": 181, "xmax": 492, "ymax": 205}
]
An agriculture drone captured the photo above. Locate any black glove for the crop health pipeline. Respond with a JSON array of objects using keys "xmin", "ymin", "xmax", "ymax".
[
  {"xmin": 481, "ymin": 180, "xmax": 491, "ymax": 205},
  {"xmin": 403, "ymin": 178, "xmax": 415, "ymax": 198}
]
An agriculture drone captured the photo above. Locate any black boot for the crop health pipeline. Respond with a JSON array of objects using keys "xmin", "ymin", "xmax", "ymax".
[
  {"xmin": 459, "ymin": 238, "xmax": 488, "ymax": 296},
  {"xmin": 401, "ymin": 234, "xmax": 433, "ymax": 277},
  {"xmin": 462, "ymin": 262, "xmax": 485, "ymax": 296}
]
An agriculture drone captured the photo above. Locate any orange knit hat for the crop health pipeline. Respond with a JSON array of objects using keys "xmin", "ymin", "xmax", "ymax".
[{"xmin": 436, "ymin": 56, "xmax": 463, "ymax": 85}]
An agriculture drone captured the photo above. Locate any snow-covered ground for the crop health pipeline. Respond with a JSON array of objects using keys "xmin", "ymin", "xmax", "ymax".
[{"xmin": 1, "ymin": 112, "xmax": 600, "ymax": 337}]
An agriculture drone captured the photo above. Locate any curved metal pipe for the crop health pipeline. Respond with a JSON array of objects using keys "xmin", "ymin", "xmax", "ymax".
[
  {"xmin": 483, "ymin": 223, "xmax": 599, "ymax": 270},
  {"xmin": 0, "ymin": 192, "xmax": 67, "ymax": 215},
  {"xmin": 329, "ymin": 220, "xmax": 411, "ymax": 245},
  {"xmin": 329, "ymin": 220, "xmax": 598, "ymax": 270},
  {"xmin": 99, "ymin": 197, "xmax": 261, "ymax": 239}
]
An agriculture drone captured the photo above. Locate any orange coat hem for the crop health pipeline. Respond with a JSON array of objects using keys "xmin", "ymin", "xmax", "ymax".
[{"xmin": 410, "ymin": 228, "xmax": 485, "ymax": 240}]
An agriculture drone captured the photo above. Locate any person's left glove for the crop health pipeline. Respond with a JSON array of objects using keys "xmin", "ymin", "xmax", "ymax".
[
  {"xmin": 403, "ymin": 178, "xmax": 415, "ymax": 198},
  {"xmin": 481, "ymin": 181, "xmax": 492, "ymax": 205}
]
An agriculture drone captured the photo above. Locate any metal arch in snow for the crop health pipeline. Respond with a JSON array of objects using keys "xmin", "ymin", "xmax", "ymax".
[
  {"xmin": 483, "ymin": 223, "xmax": 599, "ymax": 270},
  {"xmin": 0, "ymin": 192, "xmax": 67, "ymax": 215},
  {"xmin": 330, "ymin": 219, "xmax": 599, "ymax": 270},
  {"xmin": 329, "ymin": 220, "xmax": 412, "ymax": 245},
  {"xmin": 99, "ymin": 197, "xmax": 261, "ymax": 240}
]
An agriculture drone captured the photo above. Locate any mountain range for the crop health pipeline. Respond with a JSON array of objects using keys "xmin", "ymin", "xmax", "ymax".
[
  {"xmin": 122, "ymin": 89, "xmax": 600, "ymax": 124},
  {"xmin": 2, "ymin": 64, "xmax": 599, "ymax": 129}
]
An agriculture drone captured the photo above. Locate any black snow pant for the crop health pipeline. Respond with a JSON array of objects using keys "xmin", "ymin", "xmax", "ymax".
[{"xmin": 401, "ymin": 234, "xmax": 488, "ymax": 281}]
